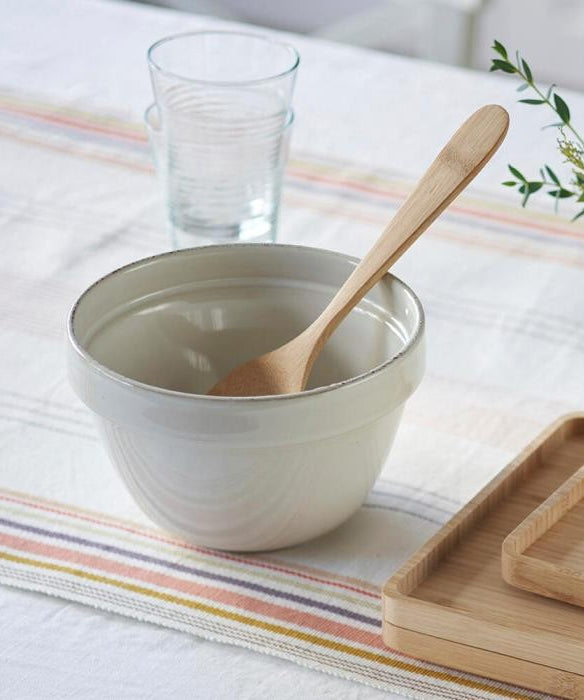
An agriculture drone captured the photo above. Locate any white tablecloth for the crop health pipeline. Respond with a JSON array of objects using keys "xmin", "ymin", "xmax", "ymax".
[{"xmin": 1, "ymin": 1, "xmax": 583, "ymax": 698}]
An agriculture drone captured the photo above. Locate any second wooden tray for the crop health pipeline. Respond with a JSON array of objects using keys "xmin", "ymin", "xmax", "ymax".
[
  {"xmin": 503, "ymin": 464, "xmax": 584, "ymax": 607},
  {"xmin": 383, "ymin": 414, "xmax": 584, "ymax": 698}
]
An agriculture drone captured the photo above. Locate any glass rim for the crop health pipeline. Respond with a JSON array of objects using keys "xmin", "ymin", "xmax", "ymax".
[
  {"xmin": 147, "ymin": 30, "xmax": 300, "ymax": 87},
  {"xmin": 143, "ymin": 102, "xmax": 296, "ymax": 132}
]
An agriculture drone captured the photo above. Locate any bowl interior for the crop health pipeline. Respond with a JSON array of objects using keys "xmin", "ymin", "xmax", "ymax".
[{"xmin": 71, "ymin": 245, "xmax": 421, "ymax": 395}]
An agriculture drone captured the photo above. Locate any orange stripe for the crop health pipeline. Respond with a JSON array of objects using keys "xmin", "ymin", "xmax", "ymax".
[
  {"xmin": 0, "ymin": 548, "xmax": 531, "ymax": 699},
  {"xmin": 3, "ymin": 122, "xmax": 584, "ymax": 272},
  {"xmin": 2, "ymin": 107, "xmax": 583, "ymax": 271},
  {"xmin": 287, "ymin": 167, "xmax": 584, "ymax": 243},
  {"xmin": 2, "ymin": 92, "xmax": 582, "ymax": 245},
  {"xmin": 0, "ymin": 124, "xmax": 152, "ymax": 173},
  {"xmin": 0, "ymin": 100, "xmax": 145, "ymax": 142},
  {"xmin": 0, "ymin": 531, "xmax": 383, "ymax": 649},
  {"xmin": 0, "ymin": 94, "xmax": 143, "ymax": 130},
  {"xmin": 284, "ymin": 193, "xmax": 584, "ymax": 269},
  {"xmin": 0, "ymin": 491, "xmax": 379, "ymax": 598}
]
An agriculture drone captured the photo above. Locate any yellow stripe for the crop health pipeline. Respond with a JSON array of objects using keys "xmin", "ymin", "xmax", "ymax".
[
  {"xmin": 0, "ymin": 487, "xmax": 379, "ymax": 598},
  {"xmin": 0, "ymin": 503, "xmax": 379, "ymax": 611},
  {"xmin": 0, "ymin": 92, "xmax": 144, "ymax": 135},
  {"xmin": 2, "ymin": 88, "xmax": 582, "ymax": 244},
  {"xmin": 1, "ymin": 93, "xmax": 581, "ymax": 254},
  {"xmin": 0, "ymin": 124, "xmax": 151, "ymax": 173},
  {"xmin": 0, "ymin": 91, "xmax": 577, "ymax": 237},
  {"xmin": 0, "ymin": 549, "xmax": 529, "ymax": 699}
]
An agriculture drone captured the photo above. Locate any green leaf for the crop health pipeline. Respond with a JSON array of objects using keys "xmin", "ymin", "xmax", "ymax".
[
  {"xmin": 519, "ymin": 99, "xmax": 545, "ymax": 105},
  {"xmin": 546, "ymin": 83, "xmax": 556, "ymax": 100},
  {"xmin": 508, "ymin": 165, "xmax": 526, "ymax": 181},
  {"xmin": 573, "ymin": 209, "xmax": 584, "ymax": 221},
  {"xmin": 516, "ymin": 82, "xmax": 530, "ymax": 92},
  {"xmin": 545, "ymin": 166, "xmax": 560, "ymax": 185},
  {"xmin": 559, "ymin": 188, "xmax": 574, "ymax": 198},
  {"xmin": 542, "ymin": 122, "xmax": 564, "ymax": 130},
  {"xmin": 554, "ymin": 93, "xmax": 571, "ymax": 123},
  {"xmin": 492, "ymin": 40, "xmax": 508, "ymax": 59},
  {"xmin": 574, "ymin": 171, "xmax": 584, "ymax": 186},
  {"xmin": 518, "ymin": 184, "xmax": 536, "ymax": 208},
  {"xmin": 517, "ymin": 181, "xmax": 544, "ymax": 201},
  {"xmin": 502, "ymin": 180, "xmax": 517, "ymax": 186},
  {"xmin": 521, "ymin": 58, "xmax": 533, "ymax": 83},
  {"xmin": 577, "ymin": 192, "xmax": 584, "ymax": 202},
  {"xmin": 490, "ymin": 59, "xmax": 516, "ymax": 74},
  {"xmin": 547, "ymin": 188, "xmax": 574, "ymax": 199}
]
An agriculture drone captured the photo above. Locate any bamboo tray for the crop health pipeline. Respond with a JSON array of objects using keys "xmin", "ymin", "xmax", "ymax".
[
  {"xmin": 503, "ymin": 465, "xmax": 584, "ymax": 607},
  {"xmin": 383, "ymin": 414, "xmax": 584, "ymax": 698}
]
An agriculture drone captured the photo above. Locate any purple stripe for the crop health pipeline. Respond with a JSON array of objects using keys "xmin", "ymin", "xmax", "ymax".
[
  {"xmin": 288, "ymin": 178, "xmax": 584, "ymax": 251},
  {"xmin": 0, "ymin": 109, "xmax": 148, "ymax": 155},
  {"xmin": 6, "ymin": 98, "xmax": 584, "ymax": 255},
  {"xmin": 361, "ymin": 503, "xmax": 444, "ymax": 526},
  {"xmin": 0, "ymin": 516, "xmax": 379, "ymax": 627}
]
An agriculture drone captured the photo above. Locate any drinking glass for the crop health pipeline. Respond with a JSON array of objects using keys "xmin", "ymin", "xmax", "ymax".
[
  {"xmin": 147, "ymin": 31, "xmax": 299, "ymax": 245},
  {"xmin": 145, "ymin": 103, "xmax": 294, "ymax": 249}
]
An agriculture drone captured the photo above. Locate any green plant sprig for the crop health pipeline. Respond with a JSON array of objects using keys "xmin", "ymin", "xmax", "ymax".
[{"xmin": 490, "ymin": 40, "xmax": 584, "ymax": 221}]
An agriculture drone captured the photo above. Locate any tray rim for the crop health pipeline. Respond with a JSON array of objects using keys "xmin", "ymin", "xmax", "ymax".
[
  {"xmin": 382, "ymin": 412, "xmax": 584, "ymax": 676},
  {"xmin": 383, "ymin": 623, "xmax": 583, "ymax": 698}
]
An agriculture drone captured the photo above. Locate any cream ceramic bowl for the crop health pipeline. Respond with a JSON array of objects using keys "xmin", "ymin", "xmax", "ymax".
[{"xmin": 68, "ymin": 244, "xmax": 424, "ymax": 551}]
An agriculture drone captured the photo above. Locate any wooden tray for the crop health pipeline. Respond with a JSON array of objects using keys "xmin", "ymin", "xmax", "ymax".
[
  {"xmin": 383, "ymin": 414, "xmax": 584, "ymax": 698},
  {"xmin": 503, "ymin": 465, "xmax": 584, "ymax": 607}
]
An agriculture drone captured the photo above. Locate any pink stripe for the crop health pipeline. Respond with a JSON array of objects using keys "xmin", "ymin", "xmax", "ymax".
[
  {"xmin": 286, "ymin": 166, "xmax": 584, "ymax": 243},
  {"xmin": 1, "ymin": 102, "xmax": 145, "ymax": 143},
  {"xmin": 0, "ymin": 531, "xmax": 384, "ymax": 650},
  {"xmin": 0, "ymin": 492, "xmax": 378, "ymax": 598},
  {"xmin": 3, "ymin": 97, "xmax": 582, "ymax": 245}
]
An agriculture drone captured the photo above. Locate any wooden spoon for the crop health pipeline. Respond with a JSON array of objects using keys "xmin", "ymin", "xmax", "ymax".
[{"xmin": 209, "ymin": 104, "xmax": 509, "ymax": 397}]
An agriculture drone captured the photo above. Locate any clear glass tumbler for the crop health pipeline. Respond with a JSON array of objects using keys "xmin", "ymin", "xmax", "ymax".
[
  {"xmin": 145, "ymin": 103, "xmax": 294, "ymax": 249},
  {"xmin": 147, "ymin": 31, "xmax": 299, "ymax": 246}
]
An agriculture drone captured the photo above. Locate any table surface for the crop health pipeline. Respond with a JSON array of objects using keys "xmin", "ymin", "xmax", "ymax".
[{"xmin": 2, "ymin": 0, "xmax": 584, "ymax": 698}]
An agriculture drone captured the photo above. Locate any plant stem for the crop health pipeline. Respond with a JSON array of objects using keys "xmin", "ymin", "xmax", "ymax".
[{"xmin": 516, "ymin": 67, "xmax": 584, "ymax": 147}]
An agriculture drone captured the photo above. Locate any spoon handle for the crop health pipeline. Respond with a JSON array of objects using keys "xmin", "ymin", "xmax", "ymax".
[{"xmin": 306, "ymin": 104, "xmax": 509, "ymax": 350}]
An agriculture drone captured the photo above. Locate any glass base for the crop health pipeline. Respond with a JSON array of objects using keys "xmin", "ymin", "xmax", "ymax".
[{"xmin": 170, "ymin": 215, "xmax": 276, "ymax": 249}]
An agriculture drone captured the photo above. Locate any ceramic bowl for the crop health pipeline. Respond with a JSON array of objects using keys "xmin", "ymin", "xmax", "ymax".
[{"xmin": 67, "ymin": 244, "xmax": 425, "ymax": 551}]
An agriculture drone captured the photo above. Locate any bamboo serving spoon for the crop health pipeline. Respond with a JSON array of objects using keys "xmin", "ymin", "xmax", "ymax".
[{"xmin": 209, "ymin": 104, "xmax": 509, "ymax": 397}]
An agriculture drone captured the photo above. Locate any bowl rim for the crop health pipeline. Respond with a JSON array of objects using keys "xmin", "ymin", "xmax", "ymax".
[{"xmin": 67, "ymin": 243, "xmax": 425, "ymax": 403}]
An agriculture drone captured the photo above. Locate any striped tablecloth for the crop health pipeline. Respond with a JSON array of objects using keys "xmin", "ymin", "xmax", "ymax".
[{"xmin": 1, "ymin": 89, "xmax": 583, "ymax": 700}]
